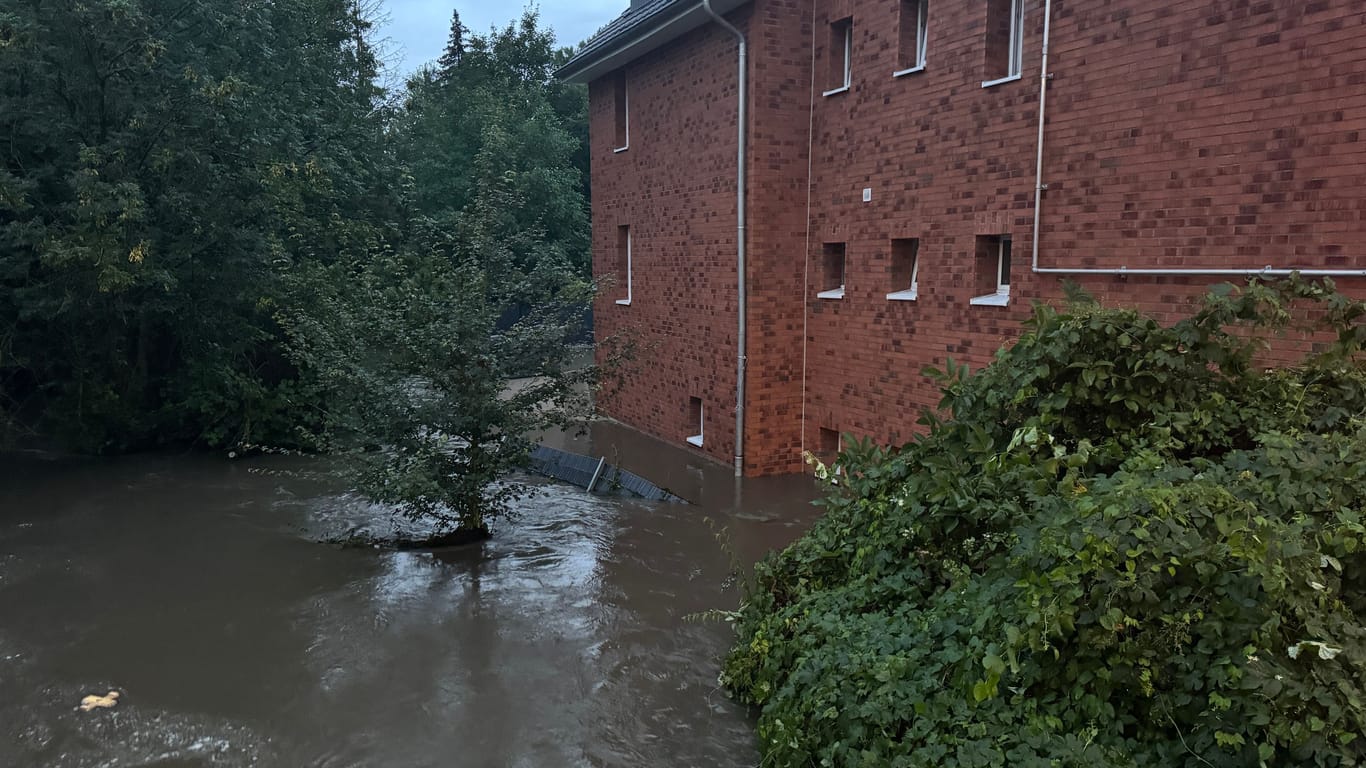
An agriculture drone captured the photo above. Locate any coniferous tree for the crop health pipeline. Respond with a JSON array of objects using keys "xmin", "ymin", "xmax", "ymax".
[
  {"xmin": 398, "ymin": 9, "xmax": 589, "ymax": 276},
  {"xmin": 279, "ymin": 8, "xmax": 595, "ymax": 537},
  {"xmin": 437, "ymin": 10, "xmax": 467, "ymax": 79}
]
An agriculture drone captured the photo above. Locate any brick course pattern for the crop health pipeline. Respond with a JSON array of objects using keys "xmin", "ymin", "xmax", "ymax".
[{"xmin": 588, "ymin": 0, "xmax": 1366, "ymax": 476}]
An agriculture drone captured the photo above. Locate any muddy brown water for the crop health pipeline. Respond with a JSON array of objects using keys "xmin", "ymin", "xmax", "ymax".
[{"xmin": 0, "ymin": 423, "xmax": 820, "ymax": 767}]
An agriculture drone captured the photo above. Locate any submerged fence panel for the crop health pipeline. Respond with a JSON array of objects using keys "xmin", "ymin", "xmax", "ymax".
[{"xmin": 528, "ymin": 445, "xmax": 688, "ymax": 503}]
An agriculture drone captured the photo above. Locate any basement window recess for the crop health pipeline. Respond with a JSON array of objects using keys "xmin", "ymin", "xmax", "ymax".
[
  {"xmin": 612, "ymin": 70, "xmax": 629, "ymax": 152},
  {"xmin": 982, "ymin": 0, "xmax": 1024, "ymax": 87},
  {"xmin": 817, "ymin": 242, "xmax": 846, "ymax": 299},
  {"xmin": 824, "ymin": 17, "xmax": 853, "ymax": 96},
  {"xmin": 816, "ymin": 427, "xmax": 843, "ymax": 476},
  {"xmin": 615, "ymin": 225, "xmax": 632, "ymax": 305},
  {"xmin": 686, "ymin": 397, "xmax": 704, "ymax": 447},
  {"xmin": 970, "ymin": 234, "xmax": 1012, "ymax": 306},
  {"xmin": 887, "ymin": 237, "xmax": 920, "ymax": 301},
  {"xmin": 894, "ymin": 0, "xmax": 929, "ymax": 76}
]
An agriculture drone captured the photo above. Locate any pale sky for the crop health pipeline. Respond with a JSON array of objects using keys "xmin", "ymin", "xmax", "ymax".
[{"xmin": 375, "ymin": 0, "xmax": 625, "ymax": 80}]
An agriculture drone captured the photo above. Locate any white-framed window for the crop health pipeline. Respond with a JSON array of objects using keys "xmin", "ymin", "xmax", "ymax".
[
  {"xmin": 613, "ymin": 70, "xmax": 629, "ymax": 152},
  {"xmin": 817, "ymin": 242, "xmax": 846, "ymax": 299},
  {"xmin": 895, "ymin": 0, "xmax": 929, "ymax": 76},
  {"xmin": 1008, "ymin": 0, "xmax": 1024, "ymax": 77},
  {"xmin": 686, "ymin": 397, "xmax": 704, "ymax": 447},
  {"xmin": 615, "ymin": 225, "xmax": 632, "ymax": 305},
  {"xmin": 886, "ymin": 237, "xmax": 920, "ymax": 301},
  {"xmin": 970, "ymin": 234, "xmax": 1012, "ymax": 306},
  {"xmin": 982, "ymin": 0, "xmax": 1024, "ymax": 87},
  {"xmin": 824, "ymin": 18, "xmax": 853, "ymax": 96}
]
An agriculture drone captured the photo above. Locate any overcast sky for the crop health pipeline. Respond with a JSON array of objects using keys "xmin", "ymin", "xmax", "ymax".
[{"xmin": 375, "ymin": 0, "xmax": 624, "ymax": 79}]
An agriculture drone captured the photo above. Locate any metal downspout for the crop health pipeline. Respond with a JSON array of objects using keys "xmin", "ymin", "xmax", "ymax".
[
  {"xmin": 701, "ymin": 0, "xmax": 748, "ymax": 477},
  {"xmin": 1030, "ymin": 0, "xmax": 1366, "ymax": 278},
  {"xmin": 1030, "ymin": 0, "xmax": 1052, "ymax": 276}
]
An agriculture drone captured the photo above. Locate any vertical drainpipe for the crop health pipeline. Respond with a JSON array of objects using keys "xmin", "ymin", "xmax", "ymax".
[
  {"xmin": 701, "ymin": 0, "xmax": 748, "ymax": 478},
  {"xmin": 1030, "ymin": 0, "xmax": 1054, "ymax": 274}
]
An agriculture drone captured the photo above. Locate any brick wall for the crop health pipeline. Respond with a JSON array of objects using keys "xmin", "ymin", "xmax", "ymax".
[
  {"xmin": 587, "ymin": 0, "xmax": 1366, "ymax": 476},
  {"xmin": 589, "ymin": 12, "xmax": 752, "ymax": 469},
  {"xmin": 740, "ymin": 0, "xmax": 814, "ymax": 475},
  {"xmin": 802, "ymin": 0, "xmax": 1366, "ymax": 460}
]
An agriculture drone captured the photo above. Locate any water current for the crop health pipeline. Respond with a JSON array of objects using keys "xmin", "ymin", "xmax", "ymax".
[{"xmin": 0, "ymin": 423, "xmax": 818, "ymax": 767}]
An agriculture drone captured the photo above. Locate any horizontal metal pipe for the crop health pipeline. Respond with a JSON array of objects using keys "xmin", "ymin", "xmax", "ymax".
[{"xmin": 1033, "ymin": 267, "xmax": 1366, "ymax": 277}]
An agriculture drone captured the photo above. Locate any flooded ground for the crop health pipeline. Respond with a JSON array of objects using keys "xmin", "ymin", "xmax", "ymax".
[{"xmin": 0, "ymin": 422, "xmax": 820, "ymax": 767}]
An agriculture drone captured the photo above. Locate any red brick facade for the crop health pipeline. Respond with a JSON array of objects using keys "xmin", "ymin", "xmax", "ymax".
[{"xmin": 583, "ymin": 0, "xmax": 1366, "ymax": 476}]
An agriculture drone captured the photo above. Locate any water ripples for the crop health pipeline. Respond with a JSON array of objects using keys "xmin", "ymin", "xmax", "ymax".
[{"xmin": 0, "ymin": 452, "xmax": 818, "ymax": 767}]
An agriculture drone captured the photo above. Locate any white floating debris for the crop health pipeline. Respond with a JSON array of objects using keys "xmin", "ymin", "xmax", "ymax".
[{"xmin": 78, "ymin": 690, "xmax": 120, "ymax": 712}]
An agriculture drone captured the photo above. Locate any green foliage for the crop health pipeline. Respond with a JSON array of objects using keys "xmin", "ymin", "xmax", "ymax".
[
  {"xmin": 723, "ymin": 277, "xmax": 1366, "ymax": 767},
  {"xmin": 0, "ymin": 0, "xmax": 395, "ymax": 450},
  {"xmin": 281, "ymin": 137, "xmax": 594, "ymax": 534},
  {"xmin": 271, "ymin": 8, "xmax": 594, "ymax": 534},
  {"xmin": 1, "ymin": 0, "xmax": 594, "ymax": 536},
  {"xmin": 0, "ymin": 0, "xmax": 591, "ymax": 481},
  {"xmin": 397, "ymin": 9, "xmax": 590, "ymax": 275}
]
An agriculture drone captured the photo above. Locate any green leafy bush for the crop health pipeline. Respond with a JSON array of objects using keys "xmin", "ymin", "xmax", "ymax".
[{"xmin": 723, "ymin": 278, "xmax": 1366, "ymax": 767}]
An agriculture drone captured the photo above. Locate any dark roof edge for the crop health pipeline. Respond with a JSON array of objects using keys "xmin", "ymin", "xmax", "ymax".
[{"xmin": 556, "ymin": 0, "xmax": 749, "ymax": 84}]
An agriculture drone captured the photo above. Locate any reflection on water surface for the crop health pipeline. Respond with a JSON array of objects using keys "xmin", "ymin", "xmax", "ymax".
[{"xmin": 0, "ymin": 424, "xmax": 818, "ymax": 767}]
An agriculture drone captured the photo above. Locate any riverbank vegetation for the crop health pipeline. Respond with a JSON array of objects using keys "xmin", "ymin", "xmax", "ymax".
[
  {"xmin": 723, "ymin": 278, "xmax": 1366, "ymax": 766},
  {"xmin": 0, "ymin": 2, "xmax": 592, "ymax": 534}
]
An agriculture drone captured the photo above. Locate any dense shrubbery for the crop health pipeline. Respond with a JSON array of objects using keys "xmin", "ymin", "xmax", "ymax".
[
  {"xmin": 2, "ymin": 3, "xmax": 593, "ymax": 534},
  {"xmin": 723, "ymin": 278, "xmax": 1366, "ymax": 767},
  {"xmin": 0, "ymin": 3, "xmax": 590, "ymax": 462},
  {"xmin": 0, "ymin": 0, "xmax": 396, "ymax": 451}
]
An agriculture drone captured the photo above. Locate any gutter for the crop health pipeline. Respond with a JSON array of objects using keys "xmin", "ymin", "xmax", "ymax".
[
  {"xmin": 557, "ymin": 4, "xmax": 698, "ymax": 82},
  {"xmin": 700, "ymin": 0, "xmax": 748, "ymax": 477},
  {"xmin": 1029, "ymin": 0, "xmax": 1366, "ymax": 279},
  {"xmin": 557, "ymin": 0, "xmax": 749, "ymax": 84}
]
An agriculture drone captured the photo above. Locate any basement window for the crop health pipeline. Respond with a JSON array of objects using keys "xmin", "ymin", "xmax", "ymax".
[
  {"xmin": 817, "ymin": 242, "xmax": 846, "ymax": 299},
  {"xmin": 895, "ymin": 0, "xmax": 929, "ymax": 76},
  {"xmin": 816, "ymin": 427, "xmax": 842, "ymax": 475},
  {"xmin": 686, "ymin": 397, "xmax": 704, "ymax": 447},
  {"xmin": 615, "ymin": 225, "xmax": 632, "ymax": 305},
  {"xmin": 613, "ymin": 70, "xmax": 629, "ymax": 152},
  {"xmin": 970, "ymin": 234, "xmax": 1012, "ymax": 306},
  {"xmin": 886, "ymin": 238, "xmax": 920, "ymax": 301},
  {"xmin": 982, "ymin": 0, "xmax": 1024, "ymax": 86},
  {"xmin": 824, "ymin": 18, "xmax": 853, "ymax": 96}
]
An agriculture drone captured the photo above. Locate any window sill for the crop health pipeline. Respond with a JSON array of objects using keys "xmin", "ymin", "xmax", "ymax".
[
  {"xmin": 685, "ymin": 434, "xmax": 703, "ymax": 448},
  {"xmin": 886, "ymin": 288, "xmax": 918, "ymax": 301},
  {"xmin": 821, "ymin": 85, "xmax": 850, "ymax": 97},
  {"xmin": 981, "ymin": 73, "xmax": 1022, "ymax": 88},
  {"xmin": 816, "ymin": 287, "xmax": 846, "ymax": 300},
  {"xmin": 892, "ymin": 64, "xmax": 926, "ymax": 78},
  {"xmin": 613, "ymin": 145, "xmax": 629, "ymax": 154},
  {"xmin": 614, "ymin": 298, "xmax": 632, "ymax": 306},
  {"xmin": 969, "ymin": 289, "xmax": 1011, "ymax": 307}
]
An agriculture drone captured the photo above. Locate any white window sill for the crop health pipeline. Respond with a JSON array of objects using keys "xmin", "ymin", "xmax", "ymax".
[
  {"xmin": 892, "ymin": 64, "xmax": 926, "ymax": 78},
  {"xmin": 886, "ymin": 288, "xmax": 918, "ymax": 301},
  {"xmin": 821, "ymin": 85, "xmax": 850, "ymax": 97},
  {"xmin": 614, "ymin": 298, "xmax": 632, "ymax": 306},
  {"xmin": 685, "ymin": 434, "xmax": 703, "ymax": 448},
  {"xmin": 816, "ymin": 287, "xmax": 845, "ymax": 300},
  {"xmin": 969, "ymin": 289, "xmax": 1011, "ymax": 307},
  {"xmin": 613, "ymin": 145, "xmax": 629, "ymax": 153},
  {"xmin": 981, "ymin": 73, "xmax": 1022, "ymax": 88}
]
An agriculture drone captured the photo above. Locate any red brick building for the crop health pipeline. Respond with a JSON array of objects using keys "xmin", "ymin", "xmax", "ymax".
[{"xmin": 557, "ymin": 0, "xmax": 1366, "ymax": 477}]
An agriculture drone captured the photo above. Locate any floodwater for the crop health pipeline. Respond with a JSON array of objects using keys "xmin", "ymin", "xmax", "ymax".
[{"xmin": 0, "ymin": 422, "xmax": 820, "ymax": 767}]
